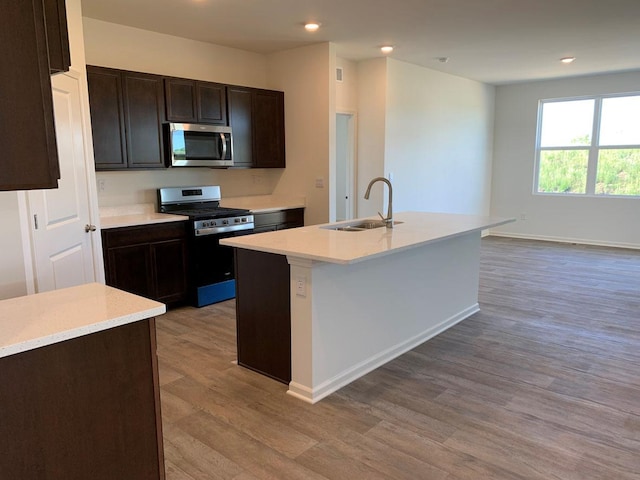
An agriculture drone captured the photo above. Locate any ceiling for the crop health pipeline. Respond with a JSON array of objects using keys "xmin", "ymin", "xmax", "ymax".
[{"xmin": 80, "ymin": 0, "xmax": 640, "ymax": 85}]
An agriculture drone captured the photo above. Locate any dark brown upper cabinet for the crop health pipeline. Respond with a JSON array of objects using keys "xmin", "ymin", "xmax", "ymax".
[
  {"xmin": 0, "ymin": 0, "xmax": 65, "ymax": 191},
  {"xmin": 228, "ymin": 86, "xmax": 285, "ymax": 169},
  {"xmin": 227, "ymin": 86, "xmax": 254, "ymax": 168},
  {"xmin": 87, "ymin": 66, "xmax": 166, "ymax": 170},
  {"xmin": 44, "ymin": 0, "xmax": 71, "ymax": 75},
  {"xmin": 253, "ymin": 89, "xmax": 285, "ymax": 168},
  {"xmin": 165, "ymin": 77, "xmax": 227, "ymax": 125}
]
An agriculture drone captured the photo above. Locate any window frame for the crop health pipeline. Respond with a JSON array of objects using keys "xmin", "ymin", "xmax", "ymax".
[{"xmin": 533, "ymin": 92, "xmax": 640, "ymax": 198}]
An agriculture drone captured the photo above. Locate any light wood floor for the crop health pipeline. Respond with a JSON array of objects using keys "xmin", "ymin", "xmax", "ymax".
[{"xmin": 156, "ymin": 237, "xmax": 640, "ymax": 480}]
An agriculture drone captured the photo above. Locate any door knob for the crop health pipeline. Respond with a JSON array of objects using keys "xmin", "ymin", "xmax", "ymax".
[{"xmin": 85, "ymin": 224, "xmax": 97, "ymax": 232}]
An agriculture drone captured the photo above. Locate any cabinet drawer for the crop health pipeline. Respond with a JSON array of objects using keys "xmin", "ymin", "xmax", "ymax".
[{"xmin": 102, "ymin": 222, "xmax": 187, "ymax": 248}]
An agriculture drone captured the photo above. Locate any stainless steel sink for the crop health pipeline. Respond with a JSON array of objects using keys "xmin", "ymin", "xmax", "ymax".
[{"xmin": 322, "ymin": 220, "xmax": 403, "ymax": 231}]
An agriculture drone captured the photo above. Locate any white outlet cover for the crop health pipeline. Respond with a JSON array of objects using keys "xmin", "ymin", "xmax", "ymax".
[{"xmin": 295, "ymin": 276, "xmax": 307, "ymax": 297}]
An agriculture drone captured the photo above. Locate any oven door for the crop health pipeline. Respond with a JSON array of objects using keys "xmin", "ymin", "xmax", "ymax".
[{"xmin": 191, "ymin": 228, "xmax": 253, "ymax": 306}]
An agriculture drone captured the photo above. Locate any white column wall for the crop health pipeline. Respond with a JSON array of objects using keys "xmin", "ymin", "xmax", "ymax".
[
  {"xmin": 385, "ymin": 59, "xmax": 495, "ymax": 216},
  {"xmin": 267, "ymin": 43, "xmax": 334, "ymax": 226},
  {"xmin": 356, "ymin": 58, "xmax": 388, "ymax": 218}
]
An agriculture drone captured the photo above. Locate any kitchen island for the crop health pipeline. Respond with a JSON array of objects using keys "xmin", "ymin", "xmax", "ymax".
[
  {"xmin": 0, "ymin": 283, "xmax": 166, "ymax": 479},
  {"xmin": 221, "ymin": 212, "xmax": 513, "ymax": 404}
]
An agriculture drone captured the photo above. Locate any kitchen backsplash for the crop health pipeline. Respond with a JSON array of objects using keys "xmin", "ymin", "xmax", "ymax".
[{"xmin": 96, "ymin": 168, "xmax": 283, "ymax": 208}]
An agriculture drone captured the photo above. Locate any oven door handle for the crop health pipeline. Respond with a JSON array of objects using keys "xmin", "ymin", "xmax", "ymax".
[
  {"xmin": 195, "ymin": 223, "xmax": 254, "ymax": 236},
  {"xmin": 220, "ymin": 133, "xmax": 227, "ymax": 160}
]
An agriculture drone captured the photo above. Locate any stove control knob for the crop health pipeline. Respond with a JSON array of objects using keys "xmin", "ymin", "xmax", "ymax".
[
  {"xmin": 234, "ymin": 218, "xmax": 240, "ymax": 223},
  {"xmin": 222, "ymin": 219, "xmax": 229, "ymax": 225}
]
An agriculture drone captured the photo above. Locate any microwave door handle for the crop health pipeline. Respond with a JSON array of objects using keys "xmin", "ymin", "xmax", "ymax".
[{"xmin": 220, "ymin": 133, "xmax": 227, "ymax": 159}]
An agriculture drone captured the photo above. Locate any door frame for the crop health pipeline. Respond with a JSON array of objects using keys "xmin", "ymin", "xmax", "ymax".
[
  {"xmin": 18, "ymin": 67, "xmax": 104, "ymax": 294},
  {"xmin": 335, "ymin": 110, "xmax": 358, "ymax": 221}
]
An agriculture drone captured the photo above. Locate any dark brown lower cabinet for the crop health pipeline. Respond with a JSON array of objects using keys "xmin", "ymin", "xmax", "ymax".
[
  {"xmin": 235, "ymin": 249, "xmax": 291, "ymax": 383},
  {"xmin": 0, "ymin": 319, "xmax": 165, "ymax": 480},
  {"xmin": 252, "ymin": 208, "xmax": 304, "ymax": 233},
  {"xmin": 102, "ymin": 222, "xmax": 188, "ymax": 306}
]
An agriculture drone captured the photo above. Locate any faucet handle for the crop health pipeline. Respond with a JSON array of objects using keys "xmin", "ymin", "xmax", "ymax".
[{"xmin": 377, "ymin": 211, "xmax": 386, "ymax": 222}]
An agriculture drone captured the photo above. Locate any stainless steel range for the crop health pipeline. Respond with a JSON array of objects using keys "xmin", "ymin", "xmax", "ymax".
[{"xmin": 158, "ymin": 185, "xmax": 254, "ymax": 307}]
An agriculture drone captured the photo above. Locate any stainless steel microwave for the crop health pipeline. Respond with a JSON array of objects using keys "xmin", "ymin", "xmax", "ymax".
[{"xmin": 167, "ymin": 123, "xmax": 233, "ymax": 168}]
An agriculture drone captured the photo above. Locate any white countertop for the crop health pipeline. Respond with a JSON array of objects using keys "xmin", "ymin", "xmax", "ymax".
[
  {"xmin": 220, "ymin": 211, "xmax": 514, "ymax": 264},
  {"xmin": 99, "ymin": 197, "xmax": 304, "ymax": 229},
  {"xmin": 220, "ymin": 195, "xmax": 306, "ymax": 213},
  {"xmin": 100, "ymin": 204, "xmax": 188, "ymax": 229},
  {"xmin": 100, "ymin": 212, "xmax": 189, "ymax": 229},
  {"xmin": 0, "ymin": 283, "xmax": 166, "ymax": 359}
]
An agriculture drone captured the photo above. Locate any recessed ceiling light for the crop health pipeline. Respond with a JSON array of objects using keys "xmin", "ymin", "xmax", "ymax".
[
  {"xmin": 304, "ymin": 23, "xmax": 320, "ymax": 32},
  {"xmin": 380, "ymin": 45, "xmax": 394, "ymax": 54},
  {"xmin": 560, "ymin": 56, "xmax": 576, "ymax": 64}
]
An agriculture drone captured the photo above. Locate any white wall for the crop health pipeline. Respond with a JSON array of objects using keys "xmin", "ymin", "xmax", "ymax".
[
  {"xmin": 83, "ymin": 18, "xmax": 268, "ymax": 87},
  {"xmin": 356, "ymin": 58, "xmax": 388, "ymax": 218},
  {"xmin": 491, "ymin": 71, "xmax": 640, "ymax": 248},
  {"xmin": 336, "ymin": 57, "xmax": 358, "ymax": 113},
  {"xmin": 385, "ymin": 59, "xmax": 495, "ymax": 216},
  {"xmin": 0, "ymin": 192, "xmax": 27, "ymax": 299},
  {"xmin": 267, "ymin": 43, "xmax": 334, "ymax": 226},
  {"xmin": 356, "ymin": 58, "xmax": 494, "ymax": 219},
  {"xmin": 82, "ymin": 18, "xmax": 281, "ymax": 207}
]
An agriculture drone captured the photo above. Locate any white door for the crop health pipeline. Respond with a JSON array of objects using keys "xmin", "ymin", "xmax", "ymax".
[
  {"xmin": 336, "ymin": 112, "xmax": 357, "ymax": 221},
  {"xmin": 27, "ymin": 71, "xmax": 97, "ymax": 292}
]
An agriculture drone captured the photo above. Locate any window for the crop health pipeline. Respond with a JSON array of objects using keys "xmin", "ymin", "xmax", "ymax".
[{"xmin": 535, "ymin": 94, "xmax": 640, "ymax": 197}]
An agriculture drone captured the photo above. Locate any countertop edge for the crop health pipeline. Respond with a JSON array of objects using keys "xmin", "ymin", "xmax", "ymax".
[
  {"xmin": 0, "ymin": 305, "xmax": 166, "ymax": 359},
  {"xmin": 0, "ymin": 283, "xmax": 167, "ymax": 359},
  {"xmin": 220, "ymin": 215, "xmax": 515, "ymax": 265},
  {"xmin": 100, "ymin": 213, "xmax": 189, "ymax": 230},
  {"xmin": 245, "ymin": 204, "xmax": 306, "ymax": 213}
]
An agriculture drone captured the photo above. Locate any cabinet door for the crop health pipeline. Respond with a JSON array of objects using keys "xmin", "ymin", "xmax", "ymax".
[
  {"xmin": 151, "ymin": 238, "xmax": 188, "ymax": 304},
  {"xmin": 87, "ymin": 66, "xmax": 127, "ymax": 169},
  {"xmin": 0, "ymin": 0, "xmax": 60, "ymax": 190},
  {"xmin": 165, "ymin": 77, "xmax": 197, "ymax": 123},
  {"xmin": 197, "ymin": 82, "xmax": 227, "ymax": 124},
  {"xmin": 44, "ymin": 0, "xmax": 71, "ymax": 74},
  {"xmin": 227, "ymin": 87, "xmax": 254, "ymax": 168},
  {"xmin": 122, "ymin": 71, "xmax": 166, "ymax": 169},
  {"xmin": 253, "ymin": 89, "xmax": 285, "ymax": 168},
  {"xmin": 103, "ymin": 222, "xmax": 188, "ymax": 305},
  {"xmin": 105, "ymin": 244, "xmax": 154, "ymax": 299}
]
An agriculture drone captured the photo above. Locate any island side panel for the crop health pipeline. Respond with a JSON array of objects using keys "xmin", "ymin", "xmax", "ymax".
[
  {"xmin": 235, "ymin": 248, "xmax": 292, "ymax": 383},
  {"xmin": 0, "ymin": 319, "xmax": 164, "ymax": 480},
  {"xmin": 288, "ymin": 232, "xmax": 482, "ymax": 403}
]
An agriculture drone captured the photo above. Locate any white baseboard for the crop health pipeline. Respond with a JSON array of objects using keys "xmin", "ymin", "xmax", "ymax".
[
  {"xmin": 488, "ymin": 231, "xmax": 640, "ymax": 250},
  {"xmin": 287, "ymin": 303, "xmax": 480, "ymax": 404}
]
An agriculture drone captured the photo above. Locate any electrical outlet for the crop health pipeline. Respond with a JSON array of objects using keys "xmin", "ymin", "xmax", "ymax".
[
  {"xmin": 295, "ymin": 276, "xmax": 307, "ymax": 297},
  {"xmin": 520, "ymin": 212, "xmax": 527, "ymax": 221},
  {"xmin": 98, "ymin": 179, "xmax": 106, "ymax": 192},
  {"xmin": 315, "ymin": 177, "xmax": 324, "ymax": 188}
]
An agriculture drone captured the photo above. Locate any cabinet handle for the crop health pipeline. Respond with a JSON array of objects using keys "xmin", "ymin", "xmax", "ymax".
[{"xmin": 85, "ymin": 224, "xmax": 97, "ymax": 232}]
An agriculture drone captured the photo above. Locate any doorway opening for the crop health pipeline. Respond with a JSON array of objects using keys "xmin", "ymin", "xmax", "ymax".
[{"xmin": 335, "ymin": 112, "xmax": 357, "ymax": 221}]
